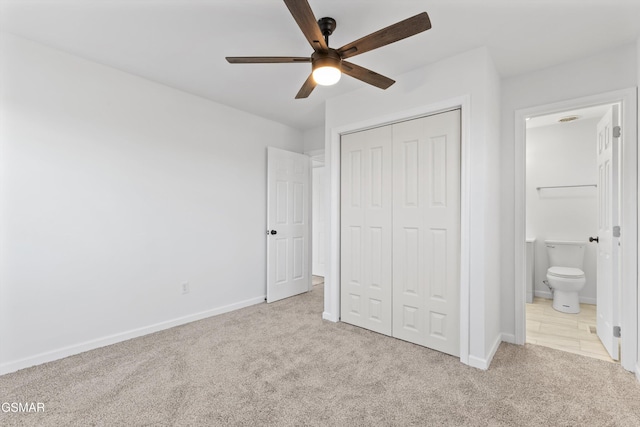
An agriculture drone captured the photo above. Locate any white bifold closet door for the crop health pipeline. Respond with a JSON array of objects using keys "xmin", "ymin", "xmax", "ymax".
[
  {"xmin": 340, "ymin": 110, "xmax": 461, "ymax": 357},
  {"xmin": 341, "ymin": 125, "xmax": 394, "ymax": 335}
]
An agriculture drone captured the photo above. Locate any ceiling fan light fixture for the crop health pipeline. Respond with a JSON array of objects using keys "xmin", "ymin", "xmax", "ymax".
[
  {"xmin": 226, "ymin": 0, "xmax": 431, "ymax": 98},
  {"xmin": 313, "ymin": 65, "xmax": 341, "ymax": 85},
  {"xmin": 311, "ymin": 50, "xmax": 342, "ymax": 86}
]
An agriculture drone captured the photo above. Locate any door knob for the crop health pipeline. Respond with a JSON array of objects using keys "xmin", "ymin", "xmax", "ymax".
[
  {"xmin": 589, "ymin": 236, "xmax": 599, "ymax": 243},
  {"xmin": 270, "ymin": 230, "xmax": 277, "ymax": 235}
]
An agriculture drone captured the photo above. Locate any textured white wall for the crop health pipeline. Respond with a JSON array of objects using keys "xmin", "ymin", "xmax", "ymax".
[
  {"xmin": 0, "ymin": 34, "xmax": 303, "ymax": 373},
  {"xmin": 500, "ymin": 43, "xmax": 638, "ymax": 338},
  {"xmin": 526, "ymin": 118, "xmax": 600, "ymax": 303}
]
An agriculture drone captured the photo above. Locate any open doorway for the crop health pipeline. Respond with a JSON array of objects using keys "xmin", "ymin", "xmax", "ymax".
[
  {"xmin": 514, "ymin": 88, "xmax": 638, "ymax": 373},
  {"xmin": 310, "ymin": 151, "xmax": 325, "ymax": 288},
  {"xmin": 524, "ymin": 103, "xmax": 618, "ymax": 362}
]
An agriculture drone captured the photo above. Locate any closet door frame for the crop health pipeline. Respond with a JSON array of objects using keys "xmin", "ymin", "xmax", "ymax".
[{"xmin": 324, "ymin": 96, "xmax": 471, "ymax": 366}]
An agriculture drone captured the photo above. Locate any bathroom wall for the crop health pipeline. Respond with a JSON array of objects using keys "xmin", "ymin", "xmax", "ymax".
[{"xmin": 526, "ymin": 117, "xmax": 600, "ymax": 303}]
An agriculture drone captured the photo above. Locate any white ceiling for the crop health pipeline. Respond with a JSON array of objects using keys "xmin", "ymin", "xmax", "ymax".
[
  {"xmin": 526, "ymin": 104, "xmax": 614, "ymax": 129},
  {"xmin": 1, "ymin": 0, "xmax": 639, "ymax": 131}
]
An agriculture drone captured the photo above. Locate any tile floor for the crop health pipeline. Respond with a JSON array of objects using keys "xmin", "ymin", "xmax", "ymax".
[{"xmin": 526, "ymin": 297, "xmax": 616, "ymax": 363}]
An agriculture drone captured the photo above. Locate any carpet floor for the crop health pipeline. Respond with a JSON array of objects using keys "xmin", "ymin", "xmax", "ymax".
[{"xmin": 1, "ymin": 283, "xmax": 640, "ymax": 426}]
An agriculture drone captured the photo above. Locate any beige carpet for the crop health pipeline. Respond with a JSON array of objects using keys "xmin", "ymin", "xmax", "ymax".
[{"xmin": 1, "ymin": 283, "xmax": 639, "ymax": 426}]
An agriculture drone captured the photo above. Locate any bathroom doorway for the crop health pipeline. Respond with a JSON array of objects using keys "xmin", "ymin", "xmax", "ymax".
[
  {"xmin": 524, "ymin": 104, "xmax": 617, "ymax": 362},
  {"xmin": 514, "ymin": 89, "xmax": 638, "ymax": 372}
]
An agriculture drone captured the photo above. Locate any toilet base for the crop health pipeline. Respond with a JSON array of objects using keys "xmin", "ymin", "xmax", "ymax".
[{"xmin": 552, "ymin": 290, "xmax": 580, "ymax": 314}]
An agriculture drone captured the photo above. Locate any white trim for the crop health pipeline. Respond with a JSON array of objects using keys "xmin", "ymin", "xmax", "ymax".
[
  {"xmin": 307, "ymin": 154, "xmax": 313, "ymax": 292},
  {"xmin": 325, "ymin": 95, "xmax": 472, "ymax": 365},
  {"xmin": 533, "ymin": 291, "xmax": 552, "ymax": 299},
  {"xmin": 310, "ymin": 159, "xmax": 325, "ymax": 282},
  {"xmin": 469, "ymin": 334, "xmax": 502, "ymax": 370},
  {"xmin": 0, "ymin": 295, "xmax": 265, "ymax": 375},
  {"xmin": 306, "ymin": 148, "xmax": 325, "ymax": 158},
  {"xmin": 514, "ymin": 107, "xmax": 527, "ymax": 346},
  {"xmin": 514, "ymin": 88, "xmax": 638, "ymax": 372},
  {"xmin": 580, "ymin": 297, "xmax": 597, "ymax": 305},
  {"xmin": 307, "ymin": 149, "xmax": 326, "ymax": 167},
  {"xmin": 459, "ymin": 100, "xmax": 472, "ymax": 366},
  {"xmin": 533, "ymin": 291, "xmax": 597, "ymax": 305},
  {"xmin": 501, "ymin": 333, "xmax": 517, "ymax": 344},
  {"xmin": 636, "ymin": 363, "xmax": 640, "ymax": 383}
]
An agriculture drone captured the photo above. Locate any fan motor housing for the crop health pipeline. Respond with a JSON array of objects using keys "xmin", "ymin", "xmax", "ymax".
[
  {"xmin": 318, "ymin": 17, "xmax": 336, "ymax": 37},
  {"xmin": 311, "ymin": 49, "xmax": 342, "ymax": 72}
]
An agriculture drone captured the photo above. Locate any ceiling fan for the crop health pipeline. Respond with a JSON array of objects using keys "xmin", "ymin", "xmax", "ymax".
[{"xmin": 226, "ymin": 0, "xmax": 431, "ymax": 99}]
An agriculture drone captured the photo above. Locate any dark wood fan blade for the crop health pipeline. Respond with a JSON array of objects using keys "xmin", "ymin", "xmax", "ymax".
[
  {"xmin": 295, "ymin": 74, "xmax": 317, "ymax": 99},
  {"xmin": 226, "ymin": 57, "xmax": 311, "ymax": 64},
  {"xmin": 283, "ymin": 0, "xmax": 328, "ymax": 52},
  {"xmin": 342, "ymin": 61, "xmax": 395, "ymax": 89},
  {"xmin": 338, "ymin": 12, "xmax": 431, "ymax": 59}
]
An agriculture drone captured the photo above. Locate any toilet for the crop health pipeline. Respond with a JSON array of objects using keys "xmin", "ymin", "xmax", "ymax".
[{"xmin": 545, "ymin": 240, "xmax": 587, "ymax": 314}]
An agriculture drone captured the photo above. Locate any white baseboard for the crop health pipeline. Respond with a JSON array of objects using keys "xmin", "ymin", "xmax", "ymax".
[
  {"xmin": 533, "ymin": 290, "xmax": 596, "ymax": 305},
  {"xmin": 0, "ymin": 296, "xmax": 265, "ymax": 376},
  {"xmin": 501, "ymin": 333, "xmax": 516, "ymax": 344},
  {"xmin": 468, "ymin": 334, "xmax": 503, "ymax": 370},
  {"xmin": 636, "ymin": 363, "xmax": 640, "ymax": 383},
  {"xmin": 534, "ymin": 290, "xmax": 552, "ymax": 299},
  {"xmin": 322, "ymin": 311, "xmax": 338, "ymax": 322}
]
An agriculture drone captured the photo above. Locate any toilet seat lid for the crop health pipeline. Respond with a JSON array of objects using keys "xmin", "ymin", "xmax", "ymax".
[{"xmin": 548, "ymin": 266, "xmax": 585, "ymax": 279}]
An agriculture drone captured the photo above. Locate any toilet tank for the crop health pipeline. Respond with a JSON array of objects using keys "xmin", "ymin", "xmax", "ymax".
[{"xmin": 545, "ymin": 240, "xmax": 586, "ymax": 268}]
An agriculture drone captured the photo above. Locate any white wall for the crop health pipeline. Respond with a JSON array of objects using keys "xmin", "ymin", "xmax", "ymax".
[
  {"xmin": 526, "ymin": 119, "xmax": 599, "ymax": 303},
  {"xmin": 311, "ymin": 166, "xmax": 325, "ymax": 277},
  {"xmin": 0, "ymin": 34, "xmax": 304, "ymax": 374},
  {"xmin": 636, "ymin": 36, "xmax": 640, "ymax": 381},
  {"xmin": 324, "ymin": 47, "xmax": 502, "ymax": 368},
  {"xmin": 483, "ymin": 53, "xmax": 502, "ymax": 356},
  {"xmin": 306, "ymin": 125, "xmax": 326, "ymax": 278},
  {"xmin": 500, "ymin": 43, "xmax": 638, "ymax": 338},
  {"xmin": 303, "ymin": 126, "xmax": 325, "ymax": 154}
]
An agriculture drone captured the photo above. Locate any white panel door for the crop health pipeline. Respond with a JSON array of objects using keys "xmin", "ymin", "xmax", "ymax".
[
  {"xmin": 340, "ymin": 126, "xmax": 393, "ymax": 336},
  {"xmin": 392, "ymin": 110, "xmax": 461, "ymax": 356},
  {"xmin": 267, "ymin": 147, "xmax": 310, "ymax": 303},
  {"xmin": 596, "ymin": 106, "xmax": 620, "ymax": 360},
  {"xmin": 312, "ymin": 166, "xmax": 325, "ymax": 277}
]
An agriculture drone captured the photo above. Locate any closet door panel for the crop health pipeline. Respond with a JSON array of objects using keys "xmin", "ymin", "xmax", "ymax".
[
  {"xmin": 341, "ymin": 126, "xmax": 393, "ymax": 335},
  {"xmin": 392, "ymin": 110, "xmax": 461, "ymax": 356}
]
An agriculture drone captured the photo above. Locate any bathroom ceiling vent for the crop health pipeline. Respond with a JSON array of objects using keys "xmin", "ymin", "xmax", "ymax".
[{"xmin": 558, "ymin": 115, "xmax": 580, "ymax": 123}]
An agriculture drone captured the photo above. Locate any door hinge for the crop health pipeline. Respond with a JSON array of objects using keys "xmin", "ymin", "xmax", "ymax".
[
  {"xmin": 613, "ymin": 225, "xmax": 621, "ymax": 238},
  {"xmin": 613, "ymin": 126, "xmax": 622, "ymax": 138},
  {"xmin": 614, "ymin": 326, "xmax": 621, "ymax": 338}
]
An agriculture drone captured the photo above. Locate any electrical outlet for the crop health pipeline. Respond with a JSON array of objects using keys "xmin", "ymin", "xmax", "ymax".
[{"xmin": 181, "ymin": 282, "xmax": 190, "ymax": 295}]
